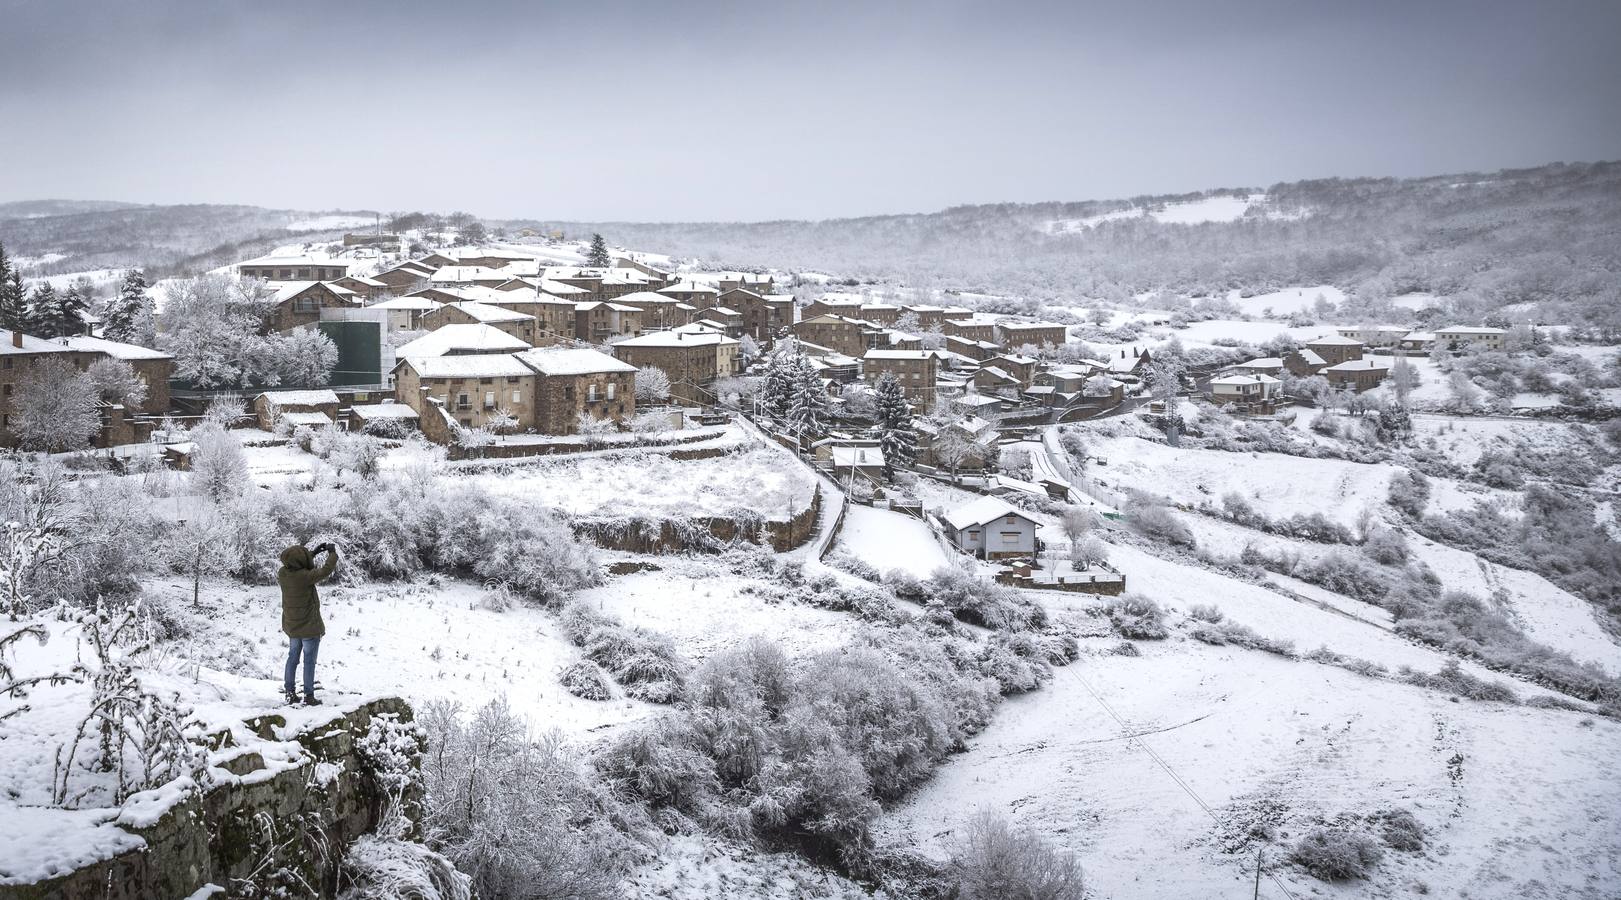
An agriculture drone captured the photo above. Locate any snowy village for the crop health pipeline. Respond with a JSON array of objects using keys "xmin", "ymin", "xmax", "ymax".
[{"xmin": 3, "ymin": 3, "xmax": 1621, "ymax": 899}]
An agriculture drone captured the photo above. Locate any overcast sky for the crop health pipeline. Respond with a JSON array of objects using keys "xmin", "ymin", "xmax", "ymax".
[{"xmin": 2, "ymin": 0, "xmax": 1618, "ymax": 222}]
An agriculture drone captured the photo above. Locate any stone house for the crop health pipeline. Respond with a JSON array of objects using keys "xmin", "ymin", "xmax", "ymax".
[
  {"xmin": 987, "ymin": 354, "xmax": 1037, "ymax": 387},
  {"xmin": 612, "ymin": 291, "xmax": 693, "ymax": 331},
  {"xmin": 862, "ymin": 349, "xmax": 939, "ymax": 403},
  {"xmin": 1324, "ymin": 359, "xmax": 1390, "ymax": 393},
  {"xmin": 611, "ymin": 331, "xmax": 741, "ymax": 404},
  {"xmin": 995, "ymin": 321, "xmax": 1068, "ymax": 350},
  {"xmin": 394, "ymin": 355, "xmax": 536, "ymax": 434},
  {"xmin": 1283, "ymin": 347, "xmax": 1328, "ymax": 377},
  {"xmin": 392, "ymin": 323, "xmax": 531, "ymax": 359},
  {"xmin": 365, "ymin": 296, "xmax": 443, "ymax": 331},
  {"xmin": 371, "ymin": 262, "xmax": 435, "ymax": 296},
  {"xmin": 657, "ymin": 281, "xmax": 722, "ymax": 308},
  {"xmin": 515, "ymin": 347, "xmax": 637, "ymax": 434},
  {"xmin": 61, "ymin": 335, "xmax": 175, "ymax": 415},
  {"xmin": 237, "ymin": 254, "xmax": 352, "ymax": 281},
  {"xmin": 331, "ymin": 275, "xmax": 389, "ymax": 302},
  {"xmin": 1335, "ymin": 325, "xmax": 1412, "ymax": 348},
  {"xmin": 420, "ymin": 301, "xmax": 538, "ymax": 345},
  {"xmin": 720, "ymin": 289, "xmax": 795, "ymax": 342},
  {"xmin": 1304, "ymin": 335, "xmax": 1365, "ymax": 367},
  {"xmin": 574, "ymin": 301, "xmax": 643, "ymax": 343},
  {"xmin": 2, "ymin": 330, "xmax": 85, "ymax": 447},
  {"xmin": 479, "ymin": 295, "xmax": 578, "ymax": 342},
  {"xmin": 794, "ymin": 314, "xmax": 872, "ymax": 358},
  {"xmin": 254, "ymin": 389, "xmax": 341, "ymax": 431},
  {"xmin": 1435, "ymin": 326, "xmax": 1507, "ymax": 351},
  {"xmin": 265, "ymin": 282, "xmax": 361, "ymax": 333},
  {"xmin": 973, "ymin": 365, "xmax": 1023, "ymax": 398},
  {"xmin": 943, "ymin": 315, "xmax": 999, "ymax": 342},
  {"xmin": 1209, "ymin": 373, "xmax": 1280, "ymax": 410}
]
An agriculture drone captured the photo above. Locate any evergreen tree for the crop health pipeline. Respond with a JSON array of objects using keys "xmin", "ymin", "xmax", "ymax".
[
  {"xmin": 762, "ymin": 339, "xmax": 800, "ymax": 420},
  {"xmin": 787, "ymin": 357, "xmax": 828, "ymax": 437},
  {"xmin": 0, "ymin": 269, "xmax": 24, "ymax": 333},
  {"xmin": 24, "ymin": 283, "xmax": 58, "ymax": 337},
  {"xmin": 52, "ymin": 282, "xmax": 91, "ymax": 338},
  {"xmin": 0, "ymin": 243, "xmax": 22, "ymax": 332},
  {"xmin": 102, "ymin": 269, "xmax": 156, "ymax": 345},
  {"xmin": 585, "ymin": 233, "xmax": 611, "ymax": 268},
  {"xmin": 874, "ymin": 372, "xmax": 918, "ymax": 473}
]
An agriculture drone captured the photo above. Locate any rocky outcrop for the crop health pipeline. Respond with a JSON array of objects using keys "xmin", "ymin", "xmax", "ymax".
[{"xmin": 1, "ymin": 697, "xmax": 417, "ymax": 900}]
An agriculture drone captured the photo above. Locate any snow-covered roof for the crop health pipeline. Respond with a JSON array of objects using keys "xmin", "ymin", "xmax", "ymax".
[
  {"xmin": 257, "ymin": 389, "xmax": 339, "ymax": 406},
  {"xmin": 944, "ymin": 496, "xmax": 1032, "ymax": 530},
  {"xmin": 350, "ymin": 403, "xmax": 420, "ymax": 419},
  {"xmin": 280, "ymin": 411, "xmax": 335, "ymax": 428},
  {"xmin": 998, "ymin": 320, "xmax": 1066, "ymax": 330},
  {"xmin": 394, "ymin": 324, "xmax": 530, "ymax": 358},
  {"xmin": 1403, "ymin": 332, "xmax": 1435, "ymax": 341},
  {"xmin": 402, "ymin": 355, "xmax": 535, "ymax": 379},
  {"xmin": 978, "ymin": 366, "xmax": 1017, "ymax": 382},
  {"xmin": 658, "ymin": 281, "xmax": 720, "ymax": 295},
  {"xmin": 239, "ymin": 253, "xmax": 352, "ymax": 269},
  {"xmin": 1295, "ymin": 348, "xmax": 1327, "ymax": 366},
  {"xmin": 367, "ymin": 296, "xmax": 443, "ymax": 311},
  {"xmin": 996, "ymin": 354, "xmax": 1037, "ymax": 365},
  {"xmin": 1210, "ymin": 373, "xmax": 1280, "ymax": 387},
  {"xmin": 1306, "ymin": 334, "xmax": 1364, "ymax": 347},
  {"xmin": 1107, "ymin": 355, "xmax": 1146, "ymax": 373},
  {"xmin": 1235, "ymin": 357, "xmax": 1283, "ymax": 369},
  {"xmin": 60, "ymin": 335, "xmax": 172, "ymax": 361},
  {"xmin": 444, "ymin": 301, "xmax": 530, "ymax": 324},
  {"xmin": 1325, "ymin": 359, "xmax": 1390, "ymax": 372},
  {"xmin": 515, "ymin": 347, "xmax": 636, "ymax": 376},
  {"xmin": 1436, "ymin": 325, "xmax": 1506, "ymax": 335},
  {"xmin": 614, "ymin": 290, "xmax": 681, "ymax": 305},
  {"xmin": 429, "ymin": 265, "xmax": 509, "ymax": 283},
  {"xmin": 832, "ymin": 446, "xmax": 886, "ymax": 468},
  {"xmin": 613, "ymin": 331, "xmax": 739, "ymax": 348},
  {"xmin": 864, "ymin": 349, "xmax": 936, "ymax": 361},
  {"xmin": 1, "ymin": 330, "xmax": 72, "ymax": 355}
]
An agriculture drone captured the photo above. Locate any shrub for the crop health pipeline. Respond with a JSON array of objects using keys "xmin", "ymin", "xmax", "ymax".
[
  {"xmin": 1105, "ymin": 595, "xmax": 1168, "ymax": 640},
  {"xmin": 1189, "ymin": 620, "xmax": 1295, "ymax": 657},
  {"xmin": 1188, "ymin": 604, "xmax": 1224, "ymax": 623},
  {"xmin": 1387, "ymin": 469, "xmax": 1430, "ymax": 518},
  {"xmin": 1130, "ymin": 505, "xmax": 1196, "ymax": 548},
  {"xmin": 1375, "ymin": 808, "xmax": 1426, "ymax": 852},
  {"xmin": 1363, "ymin": 528, "xmax": 1409, "ymax": 565},
  {"xmin": 1304, "ymin": 647, "xmax": 1389, "ymax": 679},
  {"xmin": 1291, "ymin": 827, "xmax": 1383, "ymax": 881},
  {"xmin": 1398, "ymin": 659, "xmax": 1518, "ymax": 703},
  {"xmin": 826, "ymin": 551, "xmax": 883, "ymax": 583},
  {"xmin": 921, "ymin": 565, "xmax": 1046, "ymax": 631},
  {"xmin": 560, "ymin": 600, "xmax": 688, "ymax": 703},
  {"xmin": 948, "ymin": 808, "xmax": 1085, "ymax": 900},
  {"xmin": 559, "ymin": 660, "xmax": 614, "ymax": 701}
]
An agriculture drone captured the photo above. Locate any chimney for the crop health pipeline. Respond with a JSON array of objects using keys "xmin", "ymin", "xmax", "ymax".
[{"xmin": 11, "ymin": 330, "xmax": 21, "ymax": 349}]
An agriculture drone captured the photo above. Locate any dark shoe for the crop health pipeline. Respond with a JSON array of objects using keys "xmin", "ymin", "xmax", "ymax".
[
  {"xmin": 303, "ymin": 696, "xmax": 323, "ymax": 706},
  {"xmin": 284, "ymin": 692, "xmax": 300, "ymax": 706}
]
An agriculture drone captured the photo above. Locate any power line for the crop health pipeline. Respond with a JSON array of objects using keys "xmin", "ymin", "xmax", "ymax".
[{"xmin": 1061, "ymin": 665, "xmax": 1302, "ymax": 900}]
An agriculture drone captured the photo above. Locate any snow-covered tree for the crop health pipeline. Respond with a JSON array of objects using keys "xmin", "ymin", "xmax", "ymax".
[
  {"xmin": 189, "ymin": 423, "xmax": 248, "ymax": 500},
  {"xmin": 575, "ymin": 411, "xmax": 618, "ymax": 446},
  {"xmin": 273, "ymin": 327, "xmax": 339, "ymax": 388},
  {"xmin": 786, "ymin": 358, "xmax": 828, "ymax": 437},
  {"xmin": 1074, "ymin": 534, "xmax": 1109, "ymax": 570},
  {"xmin": 585, "ymin": 233, "xmax": 611, "ymax": 268},
  {"xmin": 0, "ymin": 243, "xmax": 24, "ymax": 332},
  {"xmin": 737, "ymin": 333, "xmax": 762, "ymax": 367},
  {"xmin": 1060, "ymin": 505, "xmax": 1094, "ymax": 556},
  {"xmin": 634, "ymin": 365, "xmax": 672, "ymax": 404},
  {"xmin": 100, "ymin": 270, "xmax": 156, "ymax": 346},
  {"xmin": 32, "ymin": 281, "xmax": 90, "ymax": 339},
  {"xmin": 21, "ymin": 282, "xmax": 55, "ymax": 336},
  {"xmin": 1082, "ymin": 374, "xmax": 1116, "ymax": 398},
  {"xmin": 85, "ymin": 358, "xmax": 149, "ymax": 410},
  {"xmin": 11, "ymin": 357, "xmax": 100, "ymax": 452},
  {"xmin": 158, "ymin": 275, "xmax": 278, "ymax": 388},
  {"xmin": 761, "ymin": 339, "xmax": 801, "ymax": 420},
  {"xmin": 932, "ymin": 420, "xmax": 978, "ymax": 480},
  {"xmin": 874, "ymin": 372, "xmax": 917, "ymax": 473}
]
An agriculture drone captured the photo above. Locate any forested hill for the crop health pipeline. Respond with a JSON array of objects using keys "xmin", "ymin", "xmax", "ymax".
[
  {"xmin": 0, "ymin": 202, "xmax": 369, "ymax": 280},
  {"xmin": 522, "ymin": 161, "xmax": 1621, "ymax": 330}
]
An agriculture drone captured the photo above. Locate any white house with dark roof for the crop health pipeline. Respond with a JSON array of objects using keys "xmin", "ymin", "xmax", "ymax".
[{"xmin": 941, "ymin": 496, "xmax": 1039, "ymax": 559}]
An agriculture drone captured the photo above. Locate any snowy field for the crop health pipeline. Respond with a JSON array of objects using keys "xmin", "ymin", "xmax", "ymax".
[
  {"xmin": 463, "ymin": 444, "xmax": 819, "ymax": 521},
  {"xmin": 1046, "ymin": 193, "xmax": 1267, "ymax": 232},
  {"xmin": 834, "ymin": 504, "xmax": 948, "ymax": 577},
  {"xmin": 1228, "ymin": 285, "xmax": 1344, "ymax": 316},
  {"xmin": 284, "ymin": 214, "xmax": 373, "ymax": 232}
]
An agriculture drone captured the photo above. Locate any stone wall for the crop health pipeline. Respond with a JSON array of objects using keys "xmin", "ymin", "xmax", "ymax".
[
  {"xmin": 1, "ymin": 697, "xmax": 417, "ymax": 900},
  {"xmin": 576, "ymin": 486, "xmax": 821, "ymax": 555}
]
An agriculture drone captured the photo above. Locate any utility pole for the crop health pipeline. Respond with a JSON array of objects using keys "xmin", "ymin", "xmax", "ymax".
[{"xmin": 1253, "ymin": 848, "xmax": 1263, "ymax": 900}]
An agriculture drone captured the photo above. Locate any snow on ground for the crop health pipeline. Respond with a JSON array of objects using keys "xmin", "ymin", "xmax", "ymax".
[
  {"xmin": 284, "ymin": 214, "xmax": 373, "ymax": 232},
  {"xmin": 464, "ymin": 444, "xmax": 818, "ymax": 521},
  {"xmin": 880, "ymin": 645, "xmax": 1621, "ymax": 900},
  {"xmin": 1404, "ymin": 535, "xmax": 1621, "ymax": 675},
  {"xmin": 1047, "ymin": 194, "xmax": 1265, "ymax": 233},
  {"xmin": 624, "ymin": 833, "xmax": 884, "ymax": 900},
  {"xmin": 579, "ymin": 561, "xmax": 857, "ymax": 664},
  {"xmin": 834, "ymin": 504, "xmax": 948, "ymax": 578},
  {"xmin": 33, "ymin": 268, "xmax": 124, "ymax": 292},
  {"xmin": 172, "ymin": 575, "xmax": 655, "ymax": 736},
  {"xmin": 1086, "ymin": 436, "xmax": 1511, "ymax": 527},
  {"xmin": 1392, "ymin": 292, "xmax": 1442, "ymax": 311},
  {"xmin": 1229, "ymin": 285, "xmax": 1343, "ymax": 317},
  {"xmin": 1165, "ymin": 319, "xmax": 1324, "ymax": 349}
]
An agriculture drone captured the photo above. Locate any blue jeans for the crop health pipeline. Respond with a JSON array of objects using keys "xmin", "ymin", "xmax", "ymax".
[{"xmin": 284, "ymin": 637, "xmax": 320, "ymax": 698}]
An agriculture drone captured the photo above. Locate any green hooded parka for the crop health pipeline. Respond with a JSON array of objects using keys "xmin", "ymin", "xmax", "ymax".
[{"xmin": 279, "ymin": 545, "xmax": 337, "ymax": 639}]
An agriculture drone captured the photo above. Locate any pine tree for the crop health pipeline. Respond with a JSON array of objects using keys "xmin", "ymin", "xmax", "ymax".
[
  {"xmin": 53, "ymin": 282, "xmax": 91, "ymax": 338},
  {"xmin": 102, "ymin": 269, "xmax": 156, "ymax": 345},
  {"xmin": 874, "ymin": 372, "xmax": 918, "ymax": 473},
  {"xmin": 0, "ymin": 243, "xmax": 21, "ymax": 332},
  {"xmin": 762, "ymin": 340, "xmax": 800, "ymax": 420},
  {"xmin": 787, "ymin": 357, "xmax": 828, "ymax": 437},
  {"xmin": 24, "ymin": 283, "xmax": 57, "ymax": 337},
  {"xmin": 585, "ymin": 233, "xmax": 611, "ymax": 268}
]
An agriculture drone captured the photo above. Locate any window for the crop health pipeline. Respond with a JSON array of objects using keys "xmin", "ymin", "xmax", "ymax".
[
  {"xmin": 457, "ymin": 393, "xmax": 470, "ymax": 409},
  {"xmin": 2, "ymin": 384, "xmax": 9, "ymax": 396},
  {"xmin": 511, "ymin": 390, "xmax": 521, "ymax": 404},
  {"xmin": 1005, "ymin": 516, "xmax": 1017, "ymax": 524},
  {"xmin": 587, "ymin": 384, "xmax": 598, "ymax": 402},
  {"xmin": 484, "ymin": 391, "xmax": 495, "ymax": 409},
  {"xmin": 966, "ymin": 530, "xmax": 980, "ymax": 541},
  {"xmin": 1000, "ymin": 532, "xmax": 1021, "ymax": 545},
  {"xmin": 479, "ymin": 378, "xmax": 493, "ymax": 385},
  {"xmin": 606, "ymin": 382, "xmax": 616, "ymax": 400}
]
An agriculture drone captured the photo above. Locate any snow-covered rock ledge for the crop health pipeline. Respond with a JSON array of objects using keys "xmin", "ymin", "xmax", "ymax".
[{"xmin": 0, "ymin": 695, "xmax": 417, "ymax": 900}]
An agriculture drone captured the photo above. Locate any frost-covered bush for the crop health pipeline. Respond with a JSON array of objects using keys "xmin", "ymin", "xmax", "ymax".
[
  {"xmin": 825, "ymin": 551, "xmax": 882, "ymax": 583},
  {"xmin": 1291, "ymin": 827, "xmax": 1383, "ymax": 881},
  {"xmin": 1296, "ymin": 551, "xmax": 1391, "ymax": 603},
  {"xmin": 560, "ymin": 600, "xmax": 687, "ymax": 703},
  {"xmin": 1362, "ymin": 528, "xmax": 1409, "ymax": 565},
  {"xmin": 1398, "ymin": 659, "xmax": 1518, "ymax": 703},
  {"xmin": 339, "ymin": 827, "xmax": 471, "ymax": 900},
  {"xmin": 1387, "ymin": 469, "xmax": 1430, "ymax": 518},
  {"xmin": 416, "ymin": 698, "xmax": 633, "ymax": 900},
  {"xmin": 1188, "ymin": 619, "xmax": 1295, "ymax": 657},
  {"xmin": 1105, "ymin": 594, "xmax": 1168, "ymax": 640},
  {"xmin": 559, "ymin": 660, "xmax": 614, "ymax": 701},
  {"xmin": 1304, "ymin": 647, "xmax": 1389, "ymax": 679},
  {"xmin": 948, "ymin": 808, "xmax": 1085, "ymax": 900},
  {"xmin": 917, "ymin": 564, "xmax": 1047, "ymax": 631},
  {"xmin": 1375, "ymin": 808, "xmax": 1426, "ymax": 852},
  {"xmin": 1129, "ymin": 504, "xmax": 1195, "ymax": 548}
]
